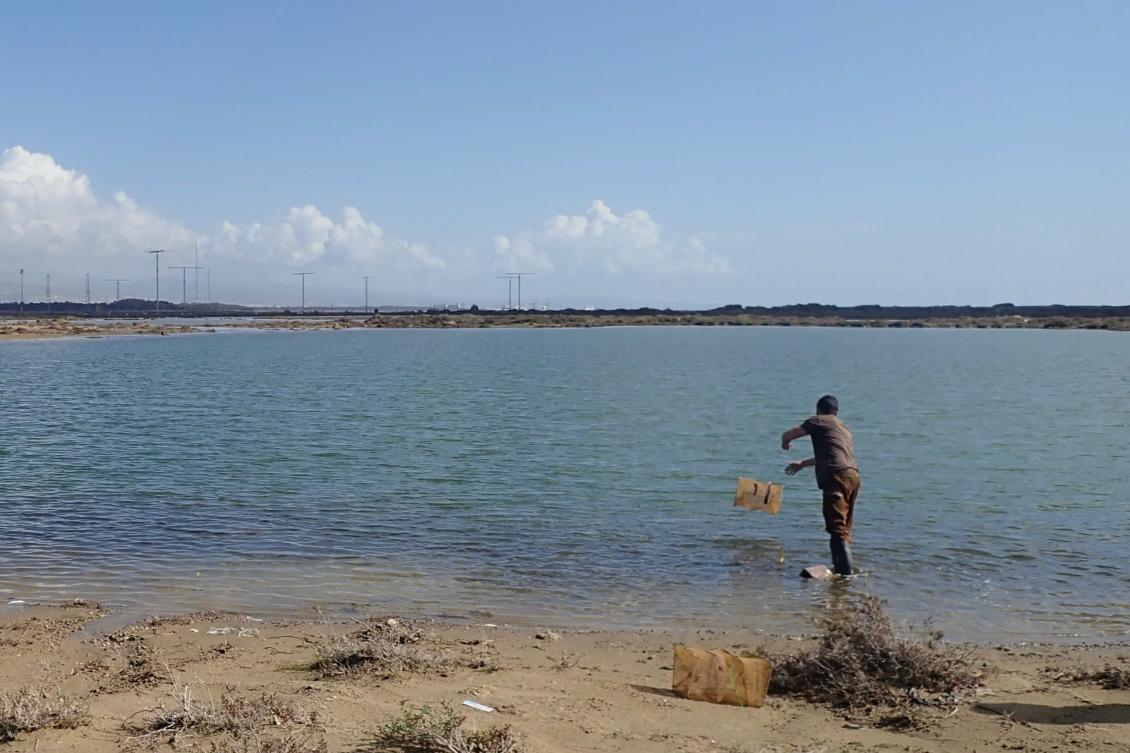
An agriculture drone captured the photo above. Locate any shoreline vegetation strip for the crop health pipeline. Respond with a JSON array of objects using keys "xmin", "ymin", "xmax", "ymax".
[{"xmin": 2, "ymin": 311, "xmax": 1129, "ymax": 341}]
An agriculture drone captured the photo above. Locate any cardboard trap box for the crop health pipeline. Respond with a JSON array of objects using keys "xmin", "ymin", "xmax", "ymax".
[
  {"xmin": 734, "ymin": 477, "xmax": 782, "ymax": 514},
  {"xmin": 672, "ymin": 645, "xmax": 773, "ymax": 707}
]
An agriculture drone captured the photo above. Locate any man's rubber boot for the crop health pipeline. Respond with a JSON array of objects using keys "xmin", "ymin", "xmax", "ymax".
[{"xmin": 830, "ymin": 536, "xmax": 855, "ymax": 576}]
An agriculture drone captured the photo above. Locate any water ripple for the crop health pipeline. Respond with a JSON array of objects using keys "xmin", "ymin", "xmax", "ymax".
[{"xmin": 1, "ymin": 327, "xmax": 1128, "ymax": 641}]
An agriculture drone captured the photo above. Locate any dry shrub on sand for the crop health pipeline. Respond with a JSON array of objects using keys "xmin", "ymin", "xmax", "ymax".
[
  {"xmin": 128, "ymin": 685, "xmax": 320, "ymax": 747},
  {"xmin": 769, "ymin": 594, "xmax": 978, "ymax": 728},
  {"xmin": 719, "ymin": 747, "xmax": 833, "ymax": 753},
  {"xmin": 0, "ymin": 688, "xmax": 88, "ymax": 742},
  {"xmin": 312, "ymin": 619, "xmax": 453, "ymax": 679},
  {"xmin": 374, "ymin": 703, "xmax": 521, "ymax": 753}
]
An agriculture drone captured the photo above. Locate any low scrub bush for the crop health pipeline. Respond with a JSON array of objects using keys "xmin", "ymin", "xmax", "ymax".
[
  {"xmin": 0, "ymin": 688, "xmax": 87, "ymax": 742},
  {"xmin": 312, "ymin": 619, "xmax": 453, "ymax": 679},
  {"xmin": 128, "ymin": 685, "xmax": 320, "ymax": 749},
  {"xmin": 374, "ymin": 702, "xmax": 521, "ymax": 753}
]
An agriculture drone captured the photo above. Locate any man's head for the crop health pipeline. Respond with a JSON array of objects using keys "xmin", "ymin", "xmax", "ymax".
[{"xmin": 816, "ymin": 394, "xmax": 839, "ymax": 416}]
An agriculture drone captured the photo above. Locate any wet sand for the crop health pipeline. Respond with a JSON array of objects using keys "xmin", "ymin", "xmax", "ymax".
[{"xmin": 1, "ymin": 602, "xmax": 1126, "ymax": 752}]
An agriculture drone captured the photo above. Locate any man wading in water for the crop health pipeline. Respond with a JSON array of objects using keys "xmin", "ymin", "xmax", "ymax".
[{"xmin": 780, "ymin": 395, "xmax": 861, "ymax": 576}]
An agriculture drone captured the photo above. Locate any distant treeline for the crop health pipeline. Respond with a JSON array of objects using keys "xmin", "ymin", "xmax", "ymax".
[
  {"xmin": 428, "ymin": 303, "xmax": 1130, "ymax": 320},
  {"xmin": 0, "ymin": 299, "xmax": 253, "ymax": 316},
  {"xmin": 2, "ymin": 300, "xmax": 1128, "ymax": 320}
]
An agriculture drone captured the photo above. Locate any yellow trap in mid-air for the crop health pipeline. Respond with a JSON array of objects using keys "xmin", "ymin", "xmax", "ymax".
[{"xmin": 734, "ymin": 477, "xmax": 782, "ymax": 515}]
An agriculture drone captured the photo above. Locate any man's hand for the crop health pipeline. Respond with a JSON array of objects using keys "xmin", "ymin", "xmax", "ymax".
[{"xmin": 785, "ymin": 458, "xmax": 814, "ymax": 475}]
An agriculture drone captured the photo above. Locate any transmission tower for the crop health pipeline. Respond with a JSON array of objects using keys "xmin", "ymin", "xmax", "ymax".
[
  {"xmin": 294, "ymin": 272, "xmax": 314, "ymax": 313},
  {"xmin": 498, "ymin": 272, "xmax": 535, "ymax": 310},
  {"xmin": 169, "ymin": 266, "xmax": 203, "ymax": 305},
  {"xmin": 147, "ymin": 249, "xmax": 168, "ymax": 313},
  {"xmin": 105, "ymin": 279, "xmax": 130, "ymax": 302}
]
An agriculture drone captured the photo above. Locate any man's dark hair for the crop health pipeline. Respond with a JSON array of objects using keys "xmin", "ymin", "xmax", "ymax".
[{"xmin": 816, "ymin": 395, "xmax": 839, "ymax": 415}]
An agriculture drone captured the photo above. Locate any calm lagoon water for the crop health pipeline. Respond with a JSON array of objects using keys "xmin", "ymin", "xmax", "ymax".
[{"xmin": 1, "ymin": 326, "xmax": 1127, "ymax": 643}]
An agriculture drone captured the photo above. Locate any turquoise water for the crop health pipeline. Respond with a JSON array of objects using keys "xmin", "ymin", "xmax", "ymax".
[{"xmin": 1, "ymin": 327, "xmax": 1127, "ymax": 642}]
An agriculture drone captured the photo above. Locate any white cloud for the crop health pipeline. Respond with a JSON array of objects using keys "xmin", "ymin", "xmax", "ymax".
[
  {"xmin": 209, "ymin": 204, "xmax": 444, "ymax": 271},
  {"xmin": 0, "ymin": 146, "xmax": 444, "ymax": 285},
  {"xmin": 492, "ymin": 234, "xmax": 554, "ymax": 273},
  {"xmin": 679, "ymin": 237, "xmax": 731, "ymax": 276},
  {"xmin": 499, "ymin": 199, "xmax": 730, "ymax": 277},
  {"xmin": 0, "ymin": 146, "xmax": 729, "ymax": 305},
  {"xmin": 545, "ymin": 200, "xmax": 661, "ymax": 248},
  {"xmin": 0, "ymin": 145, "xmax": 195, "ymax": 261}
]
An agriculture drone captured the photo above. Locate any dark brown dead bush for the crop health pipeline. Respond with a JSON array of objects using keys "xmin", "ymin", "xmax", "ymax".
[
  {"xmin": 769, "ymin": 594, "xmax": 978, "ymax": 728},
  {"xmin": 1071, "ymin": 664, "xmax": 1130, "ymax": 689}
]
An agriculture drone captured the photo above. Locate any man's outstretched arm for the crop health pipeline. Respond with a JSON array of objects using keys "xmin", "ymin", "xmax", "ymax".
[{"xmin": 780, "ymin": 425, "xmax": 807, "ymax": 450}]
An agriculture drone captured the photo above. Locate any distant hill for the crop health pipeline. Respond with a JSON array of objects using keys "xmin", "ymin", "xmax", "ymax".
[{"xmin": 469, "ymin": 303, "xmax": 1130, "ymax": 320}]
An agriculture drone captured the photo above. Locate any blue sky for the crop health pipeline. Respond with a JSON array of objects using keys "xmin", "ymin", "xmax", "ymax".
[{"xmin": 1, "ymin": 1, "xmax": 1127, "ymax": 307}]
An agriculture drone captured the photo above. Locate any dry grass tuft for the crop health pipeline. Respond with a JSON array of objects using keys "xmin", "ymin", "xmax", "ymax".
[
  {"xmin": 311, "ymin": 619, "xmax": 454, "ymax": 679},
  {"xmin": 96, "ymin": 639, "xmax": 170, "ymax": 694},
  {"xmin": 0, "ymin": 688, "xmax": 88, "ymax": 742},
  {"xmin": 373, "ymin": 703, "xmax": 521, "ymax": 753},
  {"xmin": 121, "ymin": 641, "xmax": 169, "ymax": 687},
  {"xmin": 769, "ymin": 594, "xmax": 978, "ymax": 728}
]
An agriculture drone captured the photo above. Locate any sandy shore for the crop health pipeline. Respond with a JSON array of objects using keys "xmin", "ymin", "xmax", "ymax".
[
  {"xmin": 1, "ymin": 602, "xmax": 1126, "ymax": 752},
  {"xmin": 3, "ymin": 312, "xmax": 1129, "ymax": 342}
]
